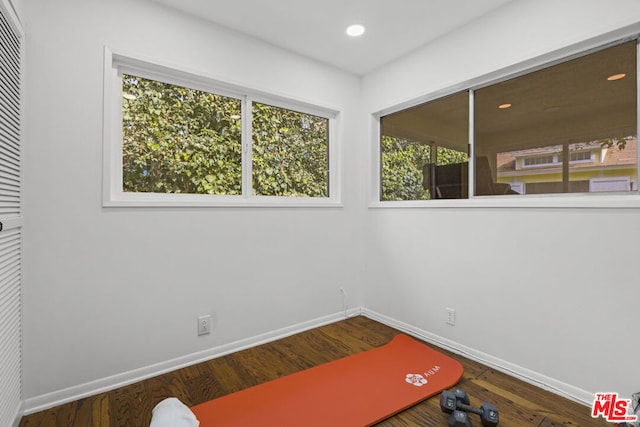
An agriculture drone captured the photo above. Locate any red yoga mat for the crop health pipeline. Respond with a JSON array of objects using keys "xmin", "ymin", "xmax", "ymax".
[{"xmin": 191, "ymin": 334, "xmax": 464, "ymax": 426}]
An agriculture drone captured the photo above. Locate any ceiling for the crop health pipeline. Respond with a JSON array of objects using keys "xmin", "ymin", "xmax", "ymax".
[
  {"xmin": 382, "ymin": 41, "xmax": 637, "ymax": 154},
  {"xmin": 149, "ymin": 0, "xmax": 514, "ymax": 75}
]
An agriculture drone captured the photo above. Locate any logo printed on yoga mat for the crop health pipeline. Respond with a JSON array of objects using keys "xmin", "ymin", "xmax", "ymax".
[
  {"xmin": 405, "ymin": 365, "xmax": 442, "ymax": 387},
  {"xmin": 405, "ymin": 374, "xmax": 427, "ymax": 387}
]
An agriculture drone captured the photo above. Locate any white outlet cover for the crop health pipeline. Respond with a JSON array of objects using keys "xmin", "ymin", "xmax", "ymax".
[
  {"xmin": 198, "ymin": 315, "xmax": 212, "ymax": 335},
  {"xmin": 446, "ymin": 308, "xmax": 455, "ymax": 326}
]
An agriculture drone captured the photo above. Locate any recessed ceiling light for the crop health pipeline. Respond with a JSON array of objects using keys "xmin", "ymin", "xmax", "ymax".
[
  {"xmin": 346, "ymin": 24, "xmax": 366, "ymax": 37},
  {"xmin": 607, "ymin": 73, "xmax": 626, "ymax": 81},
  {"xmin": 498, "ymin": 103, "xmax": 512, "ymax": 109}
]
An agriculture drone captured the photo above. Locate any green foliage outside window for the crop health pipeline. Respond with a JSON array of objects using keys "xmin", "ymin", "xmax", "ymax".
[
  {"xmin": 436, "ymin": 146, "xmax": 469, "ymax": 166},
  {"xmin": 381, "ymin": 136, "xmax": 431, "ymax": 201},
  {"xmin": 122, "ymin": 75, "xmax": 329, "ymax": 198},
  {"xmin": 122, "ymin": 74, "xmax": 242, "ymax": 194},
  {"xmin": 252, "ymin": 102, "xmax": 328, "ymax": 197},
  {"xmin": 381, "ymin": 136, "xmax": 468, "ymax": 201}
]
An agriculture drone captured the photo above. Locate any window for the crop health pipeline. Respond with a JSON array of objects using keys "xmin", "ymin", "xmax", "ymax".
[
  {"xmin": 476, "ymin": 41, "xmax": 637, "ymax": 197},
  {"xmin": 569, "ymin": 151, "xmax": 593, "ymax": 163},
  {"xmin": 252, "ymin": 102, "xmax": 329, "ymax": 197},
  {"xmin": 523, "ymin": 155, "xmax": 556, "ymax": 168},
  {"xmin": 104, "ymin": 50, "xmax": 338, "ymax": 207},
  {"xmin": 122, "ymin": 74, "xmax": 243, "ymax": 195},
  {"xmin": 377, "ymin": 39, "xmax": 639, "ymax": 204},
  {"xmin": 380, "ymin": 92, "xmax": 469, "ymax": 200}
]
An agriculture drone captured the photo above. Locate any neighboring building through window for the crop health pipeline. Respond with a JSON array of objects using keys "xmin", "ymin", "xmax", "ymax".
[
  {"xmin": 475, "ymin": 41, "xmax": 637, "ymax": 197},
  {"xmin": 496, "ymin": 139, "xmax": 637, "ymax": 194},
  {"xmin": 377, "ymin": 39, "xmax": 638, "ymax": 202}
]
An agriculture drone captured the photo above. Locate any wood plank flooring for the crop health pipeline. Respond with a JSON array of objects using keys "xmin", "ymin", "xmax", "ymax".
[{"xmin": 19, "ymin": 316, "xmax": 608, "ymax": 426}]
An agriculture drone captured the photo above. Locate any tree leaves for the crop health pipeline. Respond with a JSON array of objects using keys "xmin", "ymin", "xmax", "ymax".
[
  {"xmin": 121, "ymin": 75, "xmax": 329, "ymax": 198},
  {"xmin": 252, "ymin": 102, "xmax": 329, "ymax": 197},
  {"xmin": 381, "ymin": 137, "xmax": 431, "ymax": 201},
  {"xmin": 381, "ymin": 137, "xmax": 468, "ymax": 201},
  {"xmin": 122, "ymin": 74, "xmax": 243, "ymax": 195}
]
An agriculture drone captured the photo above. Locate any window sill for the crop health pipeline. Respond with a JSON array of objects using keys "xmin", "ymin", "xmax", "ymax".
[
  {"xmin": 103, "ymin": 193, "xmax": 343, "ymax": 208},
  {"xmin": 369, "ymin": 192, "xmax": 640, "ymax": 209}
]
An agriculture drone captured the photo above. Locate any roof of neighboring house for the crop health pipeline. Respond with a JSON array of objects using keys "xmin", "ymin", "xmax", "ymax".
[{"xmin": 496, "ymin": 138, "xmax": 637, "ymax": 174}]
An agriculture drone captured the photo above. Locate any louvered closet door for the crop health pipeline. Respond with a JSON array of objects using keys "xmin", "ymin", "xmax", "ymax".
[{"xmin": 0, "ymin": 1, "xmax": 22, "ymax": 426}]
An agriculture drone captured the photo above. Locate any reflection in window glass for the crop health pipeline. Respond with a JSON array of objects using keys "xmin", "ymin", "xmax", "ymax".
[
  {"xmin": 252, "ymin": 102, "xmax": 329, "ymax": 197},
  {"xmin": 380, "ymin": 92, "xmax": 469, "ymax": 200},
  {"xmin": 476, "ymin": 41, "xmax": 637, "ymax": 196},
  {"xmin": 122, "ymin": 74, "xmax": 242, "ymax": 194}
]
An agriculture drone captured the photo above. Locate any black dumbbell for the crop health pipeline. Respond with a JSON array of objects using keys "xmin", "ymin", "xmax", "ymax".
[
  {"xmin": 447, "ymin": 409, "xmax": 472, "ymax": 427},
  {"xmin": 440, "ymin": 389, "xmax": 500, "ymax": 427}
]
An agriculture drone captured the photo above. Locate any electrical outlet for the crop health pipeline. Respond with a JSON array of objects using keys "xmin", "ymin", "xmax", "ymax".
[
  {"xmin": 198, "ymin": 315, "xmax": 212, "ymax": 336},
  {"xmin": 446, "ymin": 308, "xmax": 456, "ymax": 326}
]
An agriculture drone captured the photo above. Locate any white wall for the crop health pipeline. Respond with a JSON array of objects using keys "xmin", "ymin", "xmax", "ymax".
[
  {"xmin": 363, "ymin": 0, "xmax": 640, "ymax": 401},
  {"xmin": 21, "ymin": 0, "xmax": 364, "ymax": 403},
  {"xmin": 20, "ymin": 0, "xmax": 640, "ymax": 413}
]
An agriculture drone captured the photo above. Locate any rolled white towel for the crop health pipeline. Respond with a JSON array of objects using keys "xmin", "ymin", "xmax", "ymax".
[{"xmin": 149, "ymin": 397, "xmax": 200, "ymax": 427}]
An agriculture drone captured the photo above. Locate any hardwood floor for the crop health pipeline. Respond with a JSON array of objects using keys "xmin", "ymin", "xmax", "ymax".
[{"xmin": 20, "ymin": 316, "xmax": 608, "ymax": 426}]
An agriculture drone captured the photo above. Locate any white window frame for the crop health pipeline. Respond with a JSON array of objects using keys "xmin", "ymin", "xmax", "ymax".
[
  {"xmin": 521, "ymin": 154, "xmax": 558, "ymax": 169},
  {"xmin": 569, "ymin": 150, "xmax": 594, "ymax": 164},
  {"xmin": 103, "ymin": 47, "xmax": 341, "ymax": 208},
  {"xmin": 370, "ymin": 33, "xmax": 640, "ymax": 209}
]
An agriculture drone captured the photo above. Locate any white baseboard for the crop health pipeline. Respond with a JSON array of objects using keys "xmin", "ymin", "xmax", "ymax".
[
  {"xmin": 22, "ymin": 308, "xmax": 362, "ymax": 415},
  {"xmin": 21, "ymin": 306, "xmax": 594, "ymax": 417},
  {"xmin": 361, "ymin": 308, "xmax": 595, "ymax": 407},
  {"xmin": 11, "ymin": 401, "xmax": 23, "ymax": 427}
]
